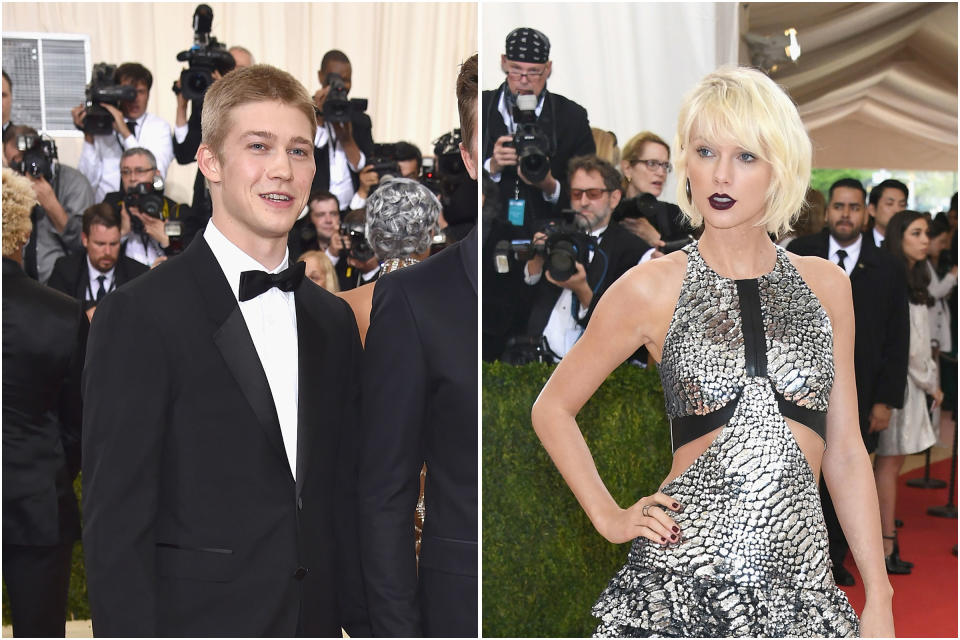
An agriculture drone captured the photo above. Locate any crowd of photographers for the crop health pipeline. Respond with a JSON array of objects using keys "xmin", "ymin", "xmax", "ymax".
[
  {"xmin": 2, "ymin": 4, "xmax": 476, "ymax": 313},
  {"xmin": 481, "ymin": 27, "xmax": 958, "ymax": 371}
]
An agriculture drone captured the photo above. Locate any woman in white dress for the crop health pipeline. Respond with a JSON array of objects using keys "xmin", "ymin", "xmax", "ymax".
[{"xmin": 874, "ymin": 210, "xmax": 944, "ymax": 573}]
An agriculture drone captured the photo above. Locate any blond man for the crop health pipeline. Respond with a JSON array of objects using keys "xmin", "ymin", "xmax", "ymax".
[{"xmin": 82, "ymin": 65, "xmax": 369, "ymax": 637}]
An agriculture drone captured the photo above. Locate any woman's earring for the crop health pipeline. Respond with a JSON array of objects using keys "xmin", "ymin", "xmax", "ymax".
[{"xmin": 685, "ymin": 178, "xmax": 692, "ymax": 204}]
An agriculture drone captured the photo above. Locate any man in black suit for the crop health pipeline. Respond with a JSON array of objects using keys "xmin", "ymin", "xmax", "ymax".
[
  {"xmin": 481, "ymin": 28, "xmax": 596, "ymax": 360},
  {"xmin": 82, "ymin": 64, "xmax": 369, "ymax": 637},
  {"xmin": 522, "ymin": 155, "xmax": 649, "ymax": 362},
  {"xmin": 865, "ymin": 178, "xmax": 908, "ymax": 247},
  {"xmin": 359, "ymin": 53, "xmax": 478, "ymax": 638},
  {"xmin": 47, "ymin": 203, "xmax": 148, "ymax": 314},
  {"xmin": 2, "ymin": 167, "xmax": 87, "ymax": 637},
  {"xmin": 311, "ymin": 49, "xmax": 375, "ymax": 209},
  {"xmin": 788, "ymin": 177, "xmax": 909, "ymax": 585}
]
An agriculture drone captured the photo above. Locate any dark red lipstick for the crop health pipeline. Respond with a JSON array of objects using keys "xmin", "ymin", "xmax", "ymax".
[{"xmin": 709, "ymin": 193, "xmax": 736, "ymax": 210}]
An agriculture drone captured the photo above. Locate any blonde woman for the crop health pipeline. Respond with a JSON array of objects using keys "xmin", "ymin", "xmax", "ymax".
[
  {"xmin": 532, "ymin": 67, "xmax": 893, "ymax": 636},
  {"xmin": 298, "ymin": 249, "xmax": 339, "ymax": 293}
]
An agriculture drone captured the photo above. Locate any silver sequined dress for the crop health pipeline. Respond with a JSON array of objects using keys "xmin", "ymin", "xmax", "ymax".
[{"xmin": 592, "ymin": 241, "xmax": 860, "ymax": 638}]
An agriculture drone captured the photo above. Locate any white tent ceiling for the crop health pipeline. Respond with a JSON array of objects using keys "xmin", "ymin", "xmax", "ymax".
[{"xmin": 741, "ymin": 2, "xmax": 958, "ymax": 171}]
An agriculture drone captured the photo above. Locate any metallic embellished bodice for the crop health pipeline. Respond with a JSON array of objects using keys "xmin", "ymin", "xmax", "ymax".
[
  {"xmin": 593, "ymin": 241, "xmax": 858, "ymax": 638},
  {"xmin": 659, "ymin": 241, "xmax": 834, "ymax": 451}
]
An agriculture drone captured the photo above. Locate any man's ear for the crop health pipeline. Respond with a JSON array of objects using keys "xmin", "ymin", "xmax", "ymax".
[
  {"xmin": 196, "ymin": 144, "xmax": 222, "ymax": 185},
  {"xmin": 81, "ymin": 233, "xmax": 89, "ymax": 250},
  {"xmin": 609, "ymin": 187, "xmax": 622, "ymax": 210},
  {"xmin": 459, "ymin": 142, "xmax": 477, "ymax": 181},
  {"xmin": 866, "ymin": 203, "xmax": 876, "ymax": 220},
  {"xmin": 545, "ymin": 60, "xmax": 553, "ymax": 80}
]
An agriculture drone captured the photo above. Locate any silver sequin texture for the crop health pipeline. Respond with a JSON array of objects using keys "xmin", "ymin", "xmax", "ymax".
[{"xmin": 592, "ymin": 242, "xmax": 859, "ymax": 638}]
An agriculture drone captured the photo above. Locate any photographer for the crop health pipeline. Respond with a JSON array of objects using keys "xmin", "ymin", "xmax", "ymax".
[
  {"xmin": 336, "ymin": 209, "xmax": 382, "ymax": 291},
  {"xmin": 102, "ymin": 148, "xmax": 190, "ymax": 267},
  {"xmin": 312, "ymin": 50, "xmax": 375, "ymax": 210},
  {"xmin": 516, "ymin": 155, "xmax": 648, "ymax": 362},
  {"xmin": 3, "ymin": 126, "xmax": 94, "ymax": 284},
  {"xmin": 349, "ymin": 141, "xmax": 422, "ymax": 212},
  {"xmin": 482, "ymin": 27, "xmax": 594, "ymax": 360},
  {"xmin": 288, "ymin": 190, "xmax": 342, "ymax": 261},
  {"xmin": 72, "ymin": 63, "xmax": 174, "ymax": 201},
  {"xmin": 615, "ymin": 131, "xmax": 692, "ymax": 253}
]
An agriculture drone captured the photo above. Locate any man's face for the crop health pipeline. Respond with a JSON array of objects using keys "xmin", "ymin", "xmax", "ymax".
[
  {"xmin": 120, "ymin": 153, "xmax": 158, "ymax": 192},
  {"xmin": 501, "ymin": 55, "xmax": 550, "ymax": 97},
  {"xmin": 82, "ymin": 223, "xmax": 121, "ymax": 273},
  {"xmin": 199, "ymin": 100, "xmax": 316, "ymax": 245},
  {"xmin": 869, "ymin": 186, "xmax": 907, "ymax": 234},
  {"xmin": 3, "ymin": 139, "xmax": 21, "ymax": 166},
  {"xmin": 309, "ymin": 197, "xmax": 340, "ymax": 241},
  {"xmin": 229, "ymin": 48, "xmax": 253, "ymax": 69},
  {"xmin": 569, "ymin": 169, "xmax": 620, "ymax": 231},
  {"xmin": 398, "ymin": 159, "xmax": 420, "ymax": 179},
  {"xmin": 459, "ymin": 103, "xmax": 478, "ymax": 181},
  {"xmin": 320, "ymin": 61, "xmax": 352, "ymax": 93},
  {"xmin": 118, "ymin": 78, "xmax": 149, "ymax": 120},
  {"xmin": 826, "ymin": 186, "xmax": 866, "ymax": 245},
  {"xmin": 2, "ymin": 75, "xmax": 11, "ymax": 125}
]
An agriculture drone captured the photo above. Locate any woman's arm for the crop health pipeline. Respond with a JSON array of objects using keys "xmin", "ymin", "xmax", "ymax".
[
  {"xmin": 807, "ymin": 259, "xmax": 894, "ymax": 636},
  {"xmin": 531, "ymin": 256, "xmax": 684, "ymax": 546}
]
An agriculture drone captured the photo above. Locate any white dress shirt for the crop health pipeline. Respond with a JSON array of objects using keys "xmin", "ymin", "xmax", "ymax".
[
  {"xmin": 828, "ymin": 233, "xmax": 862, "ymax": 277},
  {"xmin": 872, "ymin": 227, "xmax": 884, "ymax": 248},
  {"xmin": 122, "ymin": 232, "xmax": 165, "ymax": 268},
  {"xmin": 204, "ymin": 220, "xmax": 300, "ymax": 476},
  {"xmin": 314, "ymin": 124, "xmax": 366, "ymax": 211},
  {"xmin": 78, "ymin": 111, "xmax": 175, "ymax": 202},
  {"xmin": 483, "ymin": 89, "xmax": 561, "ymax": 203},
  {"xmin": 85, "ymin": 258, "xmax": 115, "ymax": 302}
]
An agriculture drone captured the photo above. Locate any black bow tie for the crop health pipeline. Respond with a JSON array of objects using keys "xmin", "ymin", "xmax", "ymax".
[{"xmin": 238, "ymin": 261, "xmax": 305, "ymax": 302}]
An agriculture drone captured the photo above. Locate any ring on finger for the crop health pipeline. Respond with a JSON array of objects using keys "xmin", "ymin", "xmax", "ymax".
[{"xmin": 641, "ymin": 504, "xmax": 651, "ymax": 517}]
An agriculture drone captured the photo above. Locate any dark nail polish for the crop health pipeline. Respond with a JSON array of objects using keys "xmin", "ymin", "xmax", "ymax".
[
  {"xmin": 672, "ymin": 526, "xmax": 679, "ymax": 533},
  {"xmin": 660, "ymin": 537, "xmax": 667, "ymax": 543},
  {"xmin": 672, "ymin": 502, "xmax": 679, "ymax": 509},
  {"xmin": 670, "ymin": 534, "xmax": 677, "ymax": 540}
]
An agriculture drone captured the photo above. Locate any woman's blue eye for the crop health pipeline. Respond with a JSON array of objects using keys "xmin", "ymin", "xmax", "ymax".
[
  {"xmin": 738, "ymin": 152, "xmax": 756, "ymax": 162},
  {"xmin": 696, "ymin": 147, "xmax": 713, "ymax": 158}
]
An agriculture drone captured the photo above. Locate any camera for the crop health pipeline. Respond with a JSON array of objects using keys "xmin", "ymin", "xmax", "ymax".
[
  {"xmin": 174, "ymin": 4, "xmax": 236, "ymax": 101},
  {"xmin": 367, "ymin": 143, "xmax": 402, "ymax": 180},
  {"xmin": 11, "ymin": 134, "xmax": 58, "ymax": 182},
  {"xmin": 124, "ymin": 175, "xmax": 166, "ymax": 229},
  {"xmin": 321, "ymin": 72, "xmax": 368, "ymax": 124},
  {"xmin": 509, "ymin": 210, "xmax": 596, "ymax": 281},
  {"xmin": 339, "ymin": 221, "xmax": 375, "ymax": 262},
  {"xmin": 83, "ymin": 63, "xmax": 137, "ymax": 136},
  {"xmin": 506, "ymin": 93, "xmax": 552, "ymax": 184}
]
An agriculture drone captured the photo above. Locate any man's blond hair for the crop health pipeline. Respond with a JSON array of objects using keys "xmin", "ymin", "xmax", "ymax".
[{"xmin": 202, "ymin": 64, "xmax": 317, "ymax": 160}]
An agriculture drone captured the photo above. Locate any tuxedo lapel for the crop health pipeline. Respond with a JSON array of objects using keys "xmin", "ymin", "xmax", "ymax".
[
  {"xmin": 186, "ymin": 237, "xmax": 289, "ymax": 473},
  {"xmin": 294, "ymin": 284, "xmax": 327, "ymax": 492}
]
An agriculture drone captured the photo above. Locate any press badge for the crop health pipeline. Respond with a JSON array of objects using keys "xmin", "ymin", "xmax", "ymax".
[{"xmin": 508, "ymin": 199, "xmax": 525, "ymax": 226}]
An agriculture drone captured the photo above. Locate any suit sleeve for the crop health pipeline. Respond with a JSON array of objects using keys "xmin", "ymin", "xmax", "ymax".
[
  {"xmin": 358, "ymin": 275, "xmax": 426, "ymax": 636},
  {"xmin": 46, "ymin": 258, "xmax": 75, "ymax": 299},
  {"xmin": 873, "ymin": 264, "xmax": 910, "ymax": 409},
  {"xmin": 58, "ymin": 305, "xmax": 87, "ymax": 479},
  {"xmin": 354, "ymin": 113, "xmax": 375, "ymax": 160},
  {"xmin": 172, "ymin": 100, "xmax": 202, "ymax": 165},
  {"xmin": 82, "ymin": 288, "xmax": 168, "ymax": 636},
  {"xmin": 555, "ymin": 103, "xmax": 595, "ymax": 212}
]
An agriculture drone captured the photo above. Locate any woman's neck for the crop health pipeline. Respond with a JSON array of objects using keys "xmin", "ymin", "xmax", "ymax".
[{"xmin": 698, "ymin": 225, "xmax": 776, "ymax": 280}]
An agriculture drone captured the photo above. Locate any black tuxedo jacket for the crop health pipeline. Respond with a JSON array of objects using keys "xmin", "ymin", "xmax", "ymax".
[
  {"xmin": 526, "ymin": 222, "xmax": 650, "ymax": 338},
  {"xmin": 359, "ymin": 227, "xmax": 478, "ymax": 637},
  {"xmin": 47, "ymin": 251, "xmax": 148, "ymax": 302},
  {"xmin": 482, "ymin": 85, "xmax": 595, "ymax": 229},
  {"xmin": 787, "ymin": 230, "xmax": 909, "ymax": 450},
  {"xmin": 311, "ymin": 112, "xmax": 375, "ymax": 198},
  {"xmin": 2, "ymin": 258, "xmax": 86, "ymax": 546},
  {"xmin": 81, "ymin": 237, "xmax": 369, "ymax": 637}
]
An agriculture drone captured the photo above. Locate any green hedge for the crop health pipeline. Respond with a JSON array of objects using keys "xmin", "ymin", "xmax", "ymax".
[
  {"xmin": 2, "ymin": 475, "xmax": 90, "ymax": 626},
  {"xmin": 482, "ymin": 361, "xmax": 672, "ymax": 638}
]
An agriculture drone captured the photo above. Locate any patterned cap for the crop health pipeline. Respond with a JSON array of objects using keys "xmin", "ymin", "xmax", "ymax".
[{"xmin": 505, "ymin": 28, "xmax": 550, "ymax": 63}]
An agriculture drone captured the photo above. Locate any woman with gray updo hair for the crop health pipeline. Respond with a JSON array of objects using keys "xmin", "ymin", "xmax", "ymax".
[{"xmin": 364, "ymin": 177, "xmax": 441, "ymax": 268}]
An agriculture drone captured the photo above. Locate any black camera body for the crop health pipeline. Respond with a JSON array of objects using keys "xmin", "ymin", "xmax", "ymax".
[
  {"xmin": 506, "ymin": 94, "xmax": 552, "ymax": 184},
  {"xmin": 322, "ymin": 73, "xmax": 368, "ymax": 124},
  {"xmin": 12, "ymin": 134, "xmax": 58, "ymax": 182},
  {"xmin": 515, "ymin": 211, "xmax": 595, "ymax": 282},
  {"xmin": 124, "ymin": 179, "xmax": 165, "ymax": 229},
  {"xmin": 174, "ymin": 4, "xmax": 235, "ymax": 101},
  {"xmin": 368, "ymin": 143, "xmax": 401, "ymax": 180},
  {"xmin": 339, "ymin": 221, "xmax": 375, "ymax": 262},
  {"xmin": 83, "ymin": 63, "xmax": 137, "ymax": 136}
]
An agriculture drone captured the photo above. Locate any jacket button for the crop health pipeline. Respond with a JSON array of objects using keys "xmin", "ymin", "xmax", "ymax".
[
  {"xmin": 294, "ymin": 567, "xmax": 308, "ymax": 580},
  {"xmin": 297, "ymin": 496, "xmax": 303, "ymax": 510}
]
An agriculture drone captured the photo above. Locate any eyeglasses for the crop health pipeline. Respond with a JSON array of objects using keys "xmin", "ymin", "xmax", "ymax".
[
  {"xmin": 505, "ymin": 67, "xmax": 546, "ymax": 80},
  {"xmin": 120, "ymin": 167, "xmax": 155, "ymax": 177},
  {"xmin": 633, "ymin": 159, "xmax": 672, "ymax": 173},
  {"xmin": 570, "ymin": 188, "xmax": 611, "ymax": 201}
]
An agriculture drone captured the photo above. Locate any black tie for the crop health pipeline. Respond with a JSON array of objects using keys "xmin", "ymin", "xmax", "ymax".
[
  {"xmin": 836, "ymin": 249, "xmax": 847, "ymax": 272},
  {"xmin": 126, "ymin": 120, "xmax": 137, "ymax": 136},
  {"xmin": 238, "ymin": 261, "xmax": 305, "ymax": 302},
  {"xmin": 96, "ymin": 275, "xmax": 107, "ymax": 301}
]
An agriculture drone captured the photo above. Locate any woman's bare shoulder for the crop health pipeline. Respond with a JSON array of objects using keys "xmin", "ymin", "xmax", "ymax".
[
  {"xmin": 785, "ymin": 251, "xmax": 853, "ymax": 319},
  {"xmin": 616, "ymin": 249, "xmax": 689, "ymax": 303}
]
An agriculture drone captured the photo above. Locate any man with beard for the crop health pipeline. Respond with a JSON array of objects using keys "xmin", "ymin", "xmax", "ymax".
[
  {"xmin": 788, "ymin": 177, "xmax": 910, "ymax": 585},
  {"xmin": 47, "ymin": 203, "xmax": 148, "ymax": 318}
]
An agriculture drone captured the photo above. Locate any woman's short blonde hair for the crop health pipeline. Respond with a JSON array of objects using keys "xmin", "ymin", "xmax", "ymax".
[
  {"xmin": 673, "ymin": 66, "xmax": 811, "ymax": 239},
  {"xmin": 591, "ymin": 128, "xmax": 620, "ymax": 166},
  {"xmin": 202, "ymin": 64, "xmax": 317, "ymax": 160},
  {"xmin": 621, "ymin": 130, "xmax": 670, "ymax": 164},
  {"xmin": 2, "ymin": 168, "xmax": 36, "ymax": 256},
  {"xmin": 298, "ymin": 250, "xmax": 339, "ymax": 293}
]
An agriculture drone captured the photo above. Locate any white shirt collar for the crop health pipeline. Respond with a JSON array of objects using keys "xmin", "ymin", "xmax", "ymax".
[
  {"xmin": 590, "ymin": 224, "xmax": 608, "ymax": 238},
  {"xmin": 86, "ymin": 256, "xmax": 115, "ymax": 290},
  {"xmin": 828, "ymin": 233, "xmax": 862, "ymax": 276},
  {"xmin": 872, "ymin": 226, "xmax": 884, "ymax": 247},
  {"xmin": 203, "ymin": 219, "xmax": 290, "ymax": 302},
  {"xmin": 497, "ymin": 88, "xmax": 546, "ymax": 130}
]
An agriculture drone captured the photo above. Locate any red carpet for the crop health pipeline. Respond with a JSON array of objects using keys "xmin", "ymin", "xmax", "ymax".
[{"xmin": 838, "ymin": 458, "xmax": 958, "ymax": 638}]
